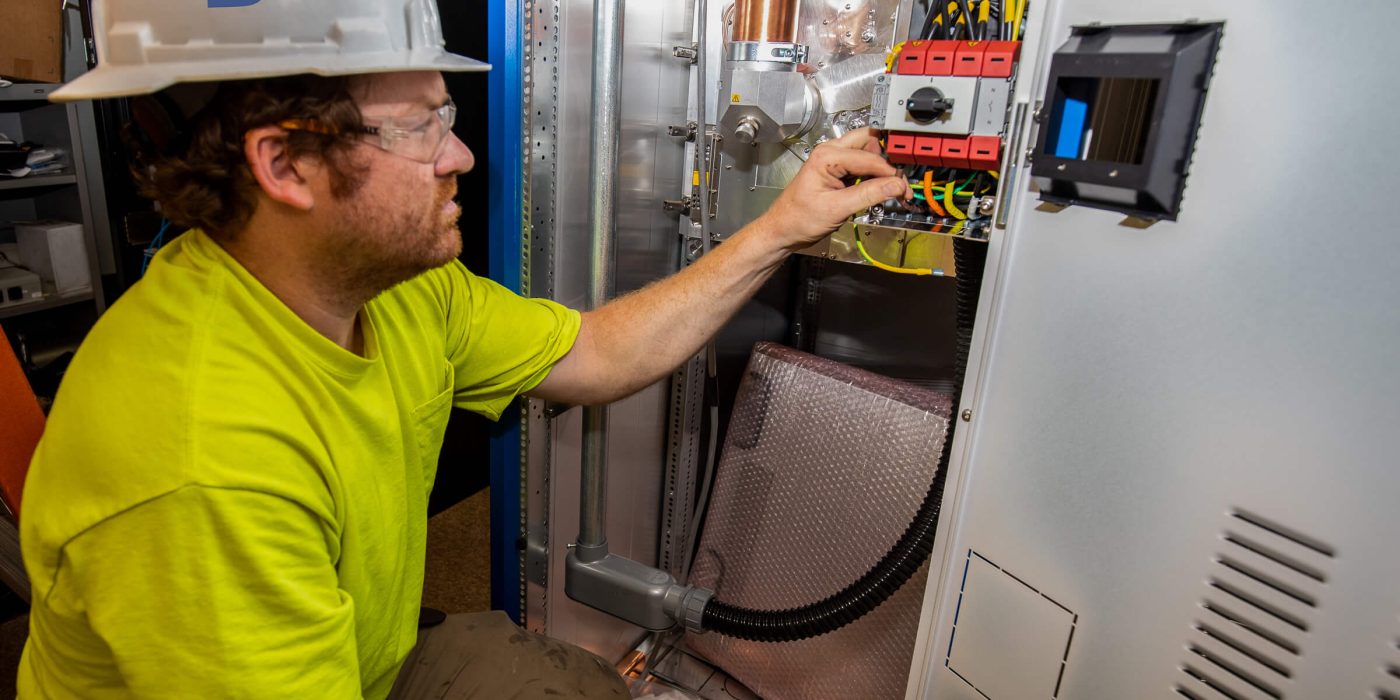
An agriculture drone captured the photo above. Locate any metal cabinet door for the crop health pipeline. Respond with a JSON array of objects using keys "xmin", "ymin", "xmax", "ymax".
[{"xmin": 907, "ymin": 1, "xmax": 1400, "ymax": 698}]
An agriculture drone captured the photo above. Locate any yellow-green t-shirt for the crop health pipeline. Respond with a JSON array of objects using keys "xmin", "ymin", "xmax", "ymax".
[{"xmin": 17, "ymin": 230, "xmax": 580, "ymax": 699}]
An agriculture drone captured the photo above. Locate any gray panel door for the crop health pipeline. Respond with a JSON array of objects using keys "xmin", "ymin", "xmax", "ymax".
[{"xmin": 914, "ymin": 1, "xmax": 1400, "ymax": 698}]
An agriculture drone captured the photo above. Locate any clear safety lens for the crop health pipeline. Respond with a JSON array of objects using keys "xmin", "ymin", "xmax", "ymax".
[{"xmin": 362, "ymin": 100, "xmax": 457, "ymax": 163}]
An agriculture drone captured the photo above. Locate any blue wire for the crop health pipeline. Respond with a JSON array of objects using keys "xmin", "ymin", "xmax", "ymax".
[{"xmin": 140, "ymin": 219, "xmax": 171, "ymax": 278}]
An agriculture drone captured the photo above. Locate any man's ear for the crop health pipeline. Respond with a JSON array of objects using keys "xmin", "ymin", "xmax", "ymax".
[{"xmin": 243, "ymin": 126, "xmax": 317, "ymax": 211}]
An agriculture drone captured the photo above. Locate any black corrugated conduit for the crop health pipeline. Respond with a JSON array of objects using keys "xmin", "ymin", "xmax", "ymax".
[{"xmin": 700, "ymin": 237, "xmax": 988, "ymax": 642}]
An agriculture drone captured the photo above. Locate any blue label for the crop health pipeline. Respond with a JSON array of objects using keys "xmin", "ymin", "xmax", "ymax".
[
  {"xmin": 209, "ymin": 0, "xmax": 261, "ymax": 7},
  {"xmin": 1053, "ymin": 97, "xmax": 1089, "ymax": 160}
]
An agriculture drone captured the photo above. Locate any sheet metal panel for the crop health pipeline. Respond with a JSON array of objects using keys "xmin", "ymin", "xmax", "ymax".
[
  {"xmin": 533, "ymin": 0, "xmax": 694, "ymax": 662},
  {"xmin": 911, "ymin": 1, "xmax": 1400, "ymax": 698}
]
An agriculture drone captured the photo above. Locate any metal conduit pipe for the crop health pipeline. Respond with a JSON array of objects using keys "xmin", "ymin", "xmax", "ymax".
[
  {"xmin": 732, "ymin": 0, "xmax": 800, "ymax": 43},
  {"xmin": 565, "ymin": 0, "xmax": 715, "ymax": 633},
  {"xmin": 575, "ymin": 0, "xmax": 624, "ymax": 565}
]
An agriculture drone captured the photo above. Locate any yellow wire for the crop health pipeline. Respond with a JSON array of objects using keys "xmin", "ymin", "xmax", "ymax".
[
  {"xmin": 943, "ymin": 182, "xmax": 967, "ymax": 219},
  {"xmin": 988, "ymin": 170, "xmax": 999, "ymax": 179},
  {"xmin": 854, "ymin": 234, "xmax": 934, "ymax": 276},
  {"xmin": 886, "ymin": 41, "xmax": 906, "ymax": 73},
  {"xmin": 1013, "ymin": 0, "xmax": 1026, "ymax": 40},
  {"xmin": 978, "ymin": 0, "xmax": 990, "ymax": 24}
]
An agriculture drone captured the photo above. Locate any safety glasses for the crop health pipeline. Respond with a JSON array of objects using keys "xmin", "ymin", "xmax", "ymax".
[{"xmin": 276, "ymin": 99, "xmax": 457, "ymax": 164}]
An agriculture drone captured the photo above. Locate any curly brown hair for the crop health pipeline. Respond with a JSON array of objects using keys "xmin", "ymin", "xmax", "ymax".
[{"xmin": 127, "ymin": 75, "xmax": 369, "ymax": 242}]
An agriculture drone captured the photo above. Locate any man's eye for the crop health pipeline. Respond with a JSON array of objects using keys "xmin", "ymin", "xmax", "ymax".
[{"xmin": 403, "ymin": 117, "xmax": 434, "ymax": 134}]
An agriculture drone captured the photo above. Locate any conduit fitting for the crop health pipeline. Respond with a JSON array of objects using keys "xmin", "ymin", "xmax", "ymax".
[{"xmin": 565, "ymin": 551, "xmax": 713, "ymax": 632}]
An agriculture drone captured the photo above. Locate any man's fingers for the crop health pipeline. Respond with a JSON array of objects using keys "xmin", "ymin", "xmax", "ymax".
[
  {"xmin": 833, "ymin": 176, "xmax": 910, "ymax": 216},
  {"xmin": 828, "ymin": 127, "xmax": 879, "ymax": 151},
  {"xmin": 817, "ymin": 146, "xmax": 897, "ymax": 180}
]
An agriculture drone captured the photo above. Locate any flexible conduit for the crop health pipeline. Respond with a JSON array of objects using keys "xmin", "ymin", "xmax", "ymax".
[{"xmin": 701, "ymin": 238, "xmax": 989, "ymax": 642}]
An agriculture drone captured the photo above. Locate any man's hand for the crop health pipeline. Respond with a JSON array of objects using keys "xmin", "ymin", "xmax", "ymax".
[
  {"xmin": 755, "ymin": 128, "xmax": 913, "ymax": 250},
  {"xmin": 530, "ymin": 130, "xmax": 912, "ymax": 407}
]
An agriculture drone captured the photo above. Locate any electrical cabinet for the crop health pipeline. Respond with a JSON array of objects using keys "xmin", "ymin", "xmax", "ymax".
[{"xmin": 508, "ymin": 0, "xmax": 1400, "ymax": 698}]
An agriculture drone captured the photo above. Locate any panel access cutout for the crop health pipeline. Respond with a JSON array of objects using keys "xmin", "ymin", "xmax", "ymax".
[
  {"xmin": 1031, "ymin": 22, "xmax": 1224, "ymax": 221},
  {"xmin": 945, "ymin": 550, "xmax": 1077, "ymax": 699}
]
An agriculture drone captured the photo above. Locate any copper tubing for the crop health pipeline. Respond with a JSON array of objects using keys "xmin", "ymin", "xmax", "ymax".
[{"xmin": 732, "ymin": 0, "xmax": 799, "ymax": 44}]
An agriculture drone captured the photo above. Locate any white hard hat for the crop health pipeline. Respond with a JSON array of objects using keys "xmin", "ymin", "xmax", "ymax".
[{"xmin": 51, "ymin": 0, "xmax": 490, "ymax": 102}]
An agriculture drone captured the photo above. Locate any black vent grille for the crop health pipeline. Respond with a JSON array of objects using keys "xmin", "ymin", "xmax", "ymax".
[
  {"xmin": 1375, "ymin": 638, "xmax": 1400, "ymax": 700},
  {"xmin": 1174, "ymin": 510, "xmax": 1335, "ymax": 700}
]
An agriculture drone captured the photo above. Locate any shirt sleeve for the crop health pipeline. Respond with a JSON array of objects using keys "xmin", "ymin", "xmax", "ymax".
[
  {"xmin": 438, "ymin": 261, "xmax": 581, "ymax": 419},
  {"xmin": 54, "ymin": 485, "xmax": 364, "ymax": 699}
]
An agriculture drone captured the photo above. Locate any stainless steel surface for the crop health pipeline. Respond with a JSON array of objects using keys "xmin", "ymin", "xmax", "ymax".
[
  {"xmin": 909, "ymin": 1, "xmax": 1400, "ymax": 698},
  {"xmin": 717, "ymin": 66, "xmax": 820, "ymax": 144},
  {"xmin": 811, "ymin": 52, "xmax": 886, "ymax": 113},
  {"xmin": 687, "ymin": 343, "xmax": 952, "ymax": 700},
  {"xmin": 534, "ymin": 0, "xmax": 693, "ymax": 662},
  {"xmin": 797, "ymin": 0, "xmax": 907, "ymax": 64},
  {"xmin": 732, "ymin": 0, "xmax": 800, "ymax": 43}
]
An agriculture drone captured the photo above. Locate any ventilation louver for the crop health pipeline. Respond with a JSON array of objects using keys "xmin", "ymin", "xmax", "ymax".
[
  {"xmin": 1376, "ymin": 637, "xmax": 1400, "ymax": 700},
  {"xmin": 1174, "ymin": 510, "xmax": 1335, "ymax": 700}
]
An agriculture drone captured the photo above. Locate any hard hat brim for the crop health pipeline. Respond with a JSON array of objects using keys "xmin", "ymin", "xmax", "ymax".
[{"xmin": 50, "ymin": 51, "xmax": 491, "ymax": 103}]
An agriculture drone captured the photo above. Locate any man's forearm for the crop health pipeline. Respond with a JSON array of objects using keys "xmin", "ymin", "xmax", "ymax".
[
  {"xmin": 528, "ymin": 129, "xmax": 908, "ymax": 406},
  {"xmin": 536, "ymin": 219, "xmax": 788, "ymax": 405}
]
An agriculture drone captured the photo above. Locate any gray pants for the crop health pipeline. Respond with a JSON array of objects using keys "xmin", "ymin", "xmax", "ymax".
[{"xmin": 387, "ymin": 612, "xmax": 631, "ymax": 699}]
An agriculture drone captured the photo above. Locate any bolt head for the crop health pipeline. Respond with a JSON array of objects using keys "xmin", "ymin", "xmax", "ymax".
[{"xmin": 961, "ymin": 409, "xmax": 972, "ymax": 422}]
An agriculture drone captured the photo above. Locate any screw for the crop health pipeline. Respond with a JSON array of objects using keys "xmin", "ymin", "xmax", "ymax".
[
  {"xmin": 1109, "ymin": 169, "xmax": 1119, "ymax": 178},
  {"xmin": 1057, "ymin": 163, "xmax": 1067, "ymax": 171},
  {"xmin": 961, "ymin": 409, "xmax": 972, "ymax": 422}
]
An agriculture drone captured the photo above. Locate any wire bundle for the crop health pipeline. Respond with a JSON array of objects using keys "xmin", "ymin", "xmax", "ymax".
[{"xmin": 916, "ymin": 0, "xmax": 1027, "ymax": 42}]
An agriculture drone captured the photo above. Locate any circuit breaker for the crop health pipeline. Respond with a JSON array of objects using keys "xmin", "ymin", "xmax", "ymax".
[{"xmin": 872, "ymin": 40, "xmax": 1020, "ymax": 172}]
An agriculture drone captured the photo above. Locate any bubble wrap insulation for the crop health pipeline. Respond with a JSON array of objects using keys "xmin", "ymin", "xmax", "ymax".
[{"xmin": 686, "ymin": 342, "xmax": 952, "ymax": 700}]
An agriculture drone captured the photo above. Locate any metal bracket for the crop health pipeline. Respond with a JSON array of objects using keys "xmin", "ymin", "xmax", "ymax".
[
  {"xmin": 668, "ymin": 122, "xmax": 699, "ymax": 142},
  {"xmin": 673, "ymin": 44, "xmax": 699, "ymax": 64},
  {"xmin": 663, "ymin": 197, "xmax": 695, "ymax": 216}
]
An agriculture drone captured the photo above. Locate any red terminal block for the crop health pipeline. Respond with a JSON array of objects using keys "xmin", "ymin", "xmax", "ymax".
[
  {"xmin": 980, "ymin": 41, "xmax": 1021, "ymax": 78},
  {"xmin": 886, "ymin": 133, "xmax": 918, "ymax": 164},
  {"xmin": 924, "ymin": 40, "xmax": 959, "ymax": 76},
  {"xmin": 968, "ymin": 135, "xmax": 1002, "ymax": 171},
  {"xmin": 953, "ymin": 41, "xmax": 989, "ymax": 77},
  {"xmin": 896, "ymin": 41, "xmax": 930, "ymax": 75},
  {"xmin": 914, "ymin": 136, "xmax": 943, "ymax": 167},
  {"xmin": 941, "ymin": 137, "xmax": 972, "ymax": 169}
]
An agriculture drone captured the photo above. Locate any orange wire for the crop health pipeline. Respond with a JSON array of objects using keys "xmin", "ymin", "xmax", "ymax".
[{"xmin": 923, "ymin": 171, "xmax": 947, "ymax": 217}]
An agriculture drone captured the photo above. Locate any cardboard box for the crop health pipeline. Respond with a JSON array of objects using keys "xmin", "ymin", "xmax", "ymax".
[
  {"xmin": 0, "ymin": 0, "xmax": 63, "ymax": 83},
  {"xmin": 16, "ymin": 221, "xmax": 89, "ymax": 295}
]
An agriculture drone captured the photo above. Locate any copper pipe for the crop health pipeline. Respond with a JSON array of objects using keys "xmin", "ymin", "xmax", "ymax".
[{"xmin": 732, "ymin": 0, "xmax": 799, "ymax": 44}]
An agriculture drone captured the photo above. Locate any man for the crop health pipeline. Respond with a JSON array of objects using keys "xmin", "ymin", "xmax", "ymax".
[{"xmin": 20, "ymin": 2, "xmax": 911, "ymax": 699}]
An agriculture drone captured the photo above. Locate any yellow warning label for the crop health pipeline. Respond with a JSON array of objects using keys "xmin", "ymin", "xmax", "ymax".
[{"xmin": 731, "ymin": 93, "xmax": 741, "ymax": 103}]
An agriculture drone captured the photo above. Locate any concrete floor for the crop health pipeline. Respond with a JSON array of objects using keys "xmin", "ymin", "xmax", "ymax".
[{"xmin": 0, "ymin": 489, "xmax": 492, "ymax": 695}]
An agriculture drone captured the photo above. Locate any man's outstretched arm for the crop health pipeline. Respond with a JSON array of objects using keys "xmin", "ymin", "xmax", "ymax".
[{"xmin": 530, "ymin": 129, "xmax": 911, "ymax": 406}]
